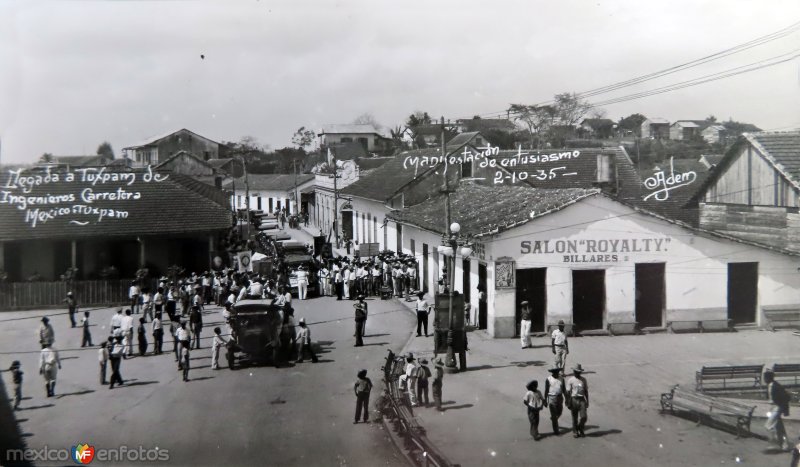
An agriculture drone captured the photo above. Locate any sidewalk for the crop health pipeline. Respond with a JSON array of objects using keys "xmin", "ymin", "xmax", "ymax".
[{"xmin": 393, "ymin": 294, "xmax": 799, "ymax": 467}]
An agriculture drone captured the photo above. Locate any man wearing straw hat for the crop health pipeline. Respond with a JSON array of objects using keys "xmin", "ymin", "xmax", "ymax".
[
  {"xmin": 566, "ymin": 363, "xmax": 590, "ymax": 438},
  {"xmin": 544, "ymin": 367, "xmax": 566, "ymax": 436}
]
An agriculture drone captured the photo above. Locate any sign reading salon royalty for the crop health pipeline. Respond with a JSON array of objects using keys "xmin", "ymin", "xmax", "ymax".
[
  {"xmin": 521, "ymin": 237, "xmax": 671, "ymax": 263},
  {"xmin": 1, "ymin": 165, "xmax": 169, "ymax": 228}
]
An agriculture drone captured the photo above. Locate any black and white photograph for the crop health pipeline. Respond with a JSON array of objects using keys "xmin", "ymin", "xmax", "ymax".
[{"xmin": 1, "ymin": 1, "xmax": 800, "ymax": 466}]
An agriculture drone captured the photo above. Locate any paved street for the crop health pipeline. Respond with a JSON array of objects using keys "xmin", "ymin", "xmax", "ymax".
[
  {"xmin": 0, "ymin": 295, "xmax": 415, "ymax": 466},
  {"xmin": 399, "ymin": 318, "xmax": 800, "ymax": 467}
]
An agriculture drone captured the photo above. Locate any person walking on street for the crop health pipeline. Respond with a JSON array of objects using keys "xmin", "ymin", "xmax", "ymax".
[
  {"xmin": 129, "ymin": 281, "xmax": 141, "ymax": 314},
  {"xmin": 404, "ymin": 355, "xmax": 419, "ymax": 407},
  {"xmin": 417, "ymin": 358, "xmax": 432, "ymax": 407},
  {"xmin": 523, "ymin": 379, "xmax": 545, "ymax": 440},
  {"xmin": 190, "ymin": 305, "xmax": 203, "ymax": 349},
  {"xmin": 176, "ymin": 322, "xmax": 190, "ymax": 368},
  {"xmin": 9, "ymin": 361, "xmax": 23, "ymax": 410},
  {"xmin": 212, "ymin": 327, "xmax": 227, "ymax": 370},
  {"xmin": 295, "ymin": 318, "xmax": 318, "ymax": 363},
  {"xmin": 121, "ymin": 309, "xmax": 135, "ymax": 357},
  {"xmin": 80, "ymin": 311, "xmax": 93, "ymax": 347},
  {"xmin": 354, "ymin": 297, "xmax": 367, "ymax": 346},
  {"xmin": 415, "ymin": 292, "xmax": 431, "ymax": 337},
  {"xmin": 544, "ymin": 367, "xmax": 566, "ymax": 436},
  {"xmin": 39, "ymin": 344, "xmax": 61, "ymax": 397},
  {"xmin": 353, "ymin": 369, "xmax": 373, "ymax": 424},
  {"xmin": 180, "ymin": 341, "xmax": 191, "ymax": 382},
  {"xmin": 63, "ymin": 291, "xmax": 78, "ymax": 328},
  {"xmin": 110, "ymin": 308, "xmax": 123, "ymax": 334},
  {"xmin": 551, "ymin": 320, "xmax": 569, "ymax": 370},
  {"xmin": 520, "ymin": 301, "xmax": 532, "ymax": 349},
  {"xmin": 566, "ymin": 364, "xmax": 590, "ymax": 438},
  {"xmin": 764, "ymin": 368, "xmax": 792, "ymax": 451},
  {"xmin": 109, "ymin": 336, "xmax": 125, "ymax": 388},
  {"xmin": 432, "ymin": 358, "xmax": 444, "ymax": 411},
  {"xmin": 98, "ymin": 341, "xmax": 109, "ymax": 385},
  {"xmin": 137, "ymin": 318, "xmax": 148, "ymax": 356},
  {"xmin": 141, "ymin": 290, "xmax": 153, "ymax": 323},
  {"xmin": 334, "ymin": 268, "xmax": 344, "ymax": 301},
  {"xmin": 152, "ymin": 313, "xmax": 164, "ymax": 355},
  {"xmin": 38, "ymin": 316, "xmax": 55, "ymax": 348}
]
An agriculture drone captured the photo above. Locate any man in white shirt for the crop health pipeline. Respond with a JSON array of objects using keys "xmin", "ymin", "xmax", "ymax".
[
  {"xmin": 120, "ymin": 309, "xmax": 135, "ymax": 357},
  {"xmin": 551, "ymin": 320, "xmax": 569, "ymax": 370},
  {"xmin": 334, "ymin": 269, "xmax": 344, "ymax": 301},
  {"xmin": 294, "ymin": 318, "xmax": 318, "ymax": 363},
  {"xmin": 128, "ymin": 282, "xmax": 140, "ymax": 314},
  {"xmin": 342, "ymin": 267, "xmax": 351, "ymax": 300},
  {"xmin": 405, "ymin": 264, "xmax": 417, "ymax": 300},
  {"xmin": 247, "ymin": 279, "xmax": 264, "ymax": 299},
  {"xmin": 152, "ymin": 314, "xmax": 163, "ymax": 355},
  {"xmin": 296, "ymin": 266, "xmax": 309, "ymax": 300},
  {"xmin": 110, "ymin": 308, "xmax": 123, "ymax": 333}
]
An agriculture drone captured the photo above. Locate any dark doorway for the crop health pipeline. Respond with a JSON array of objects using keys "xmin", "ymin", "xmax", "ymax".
[
  {"xmin": 396, "ymin": 223, "xmax": 402, "ymax": 254},
  {"xmin": 516, "ymin": 268, "xmax": 547, "ymax": 335},
  {"xmin": 341, "ymin": 210, "xmax": 353, "ymax": 241},
  {"xmin": 635, "ymin": 263, "xmax": 665, "ymax": 328},
  {"xmin": 478, "ymin": 263, "xmax": 488, "ymax": 329},
  {"xmin": 422, "ymin": 244, "xmax": 429, "ymax": 293},
  {"xmin": 728, "ymin": 262, "xmax": 758, "ymax": 324},
  {"xmin": 572, "ymin": 269, "xmax": 605, "ymax": 331}
]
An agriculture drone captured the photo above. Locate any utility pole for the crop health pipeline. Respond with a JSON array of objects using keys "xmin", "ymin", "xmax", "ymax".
[
  {"xmin": 293, "ymin": 158, "xmax": 299, "ymax": 216},
  {"xmin": 331, "ymin": 148, "xmax": 340, "ymax": 249},
  {"xmin": 441, "ymin": 115, "xmax": 456, "ymax": 369}
]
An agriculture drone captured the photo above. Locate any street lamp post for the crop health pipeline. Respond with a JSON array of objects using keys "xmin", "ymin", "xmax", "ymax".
[{"xmin": 439, "ymin": 222, "xmax": 472, "ymax": 370}]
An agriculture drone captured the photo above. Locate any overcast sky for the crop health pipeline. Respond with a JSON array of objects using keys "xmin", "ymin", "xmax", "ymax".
[{"xmin": 1, "ymin": 0, "xmax": 799, "ymax": 164}]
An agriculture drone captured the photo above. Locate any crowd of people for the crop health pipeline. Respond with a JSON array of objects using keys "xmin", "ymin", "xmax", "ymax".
[{"xmin": 316, "ymin": 251, "xmax": 420, "ymax": 301}]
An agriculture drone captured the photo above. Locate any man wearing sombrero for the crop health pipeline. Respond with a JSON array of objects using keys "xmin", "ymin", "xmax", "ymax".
[{"xmin": 566, "ymin": 363, "xmax": 589, "ymax": 438}]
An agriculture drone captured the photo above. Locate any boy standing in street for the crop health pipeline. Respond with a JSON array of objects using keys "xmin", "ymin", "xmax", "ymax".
[
  {"xmin": 39, "ymin": 344, "xmax": 61, "ymax": 397},
  {"xmin": 566, "ymin": 364, "xmax": 590, "ymax": 438},
  {"xmin": 523, "ymin": 379, "xmax": 545, "ymax": 440},
  {"xmin": 152, "ymin": 313, "xmax": 163, "ymax": 355},
  {"xmin": 81, "ymin": 311, "xmax": 93, "ymax": 347},
  {"xmin": 181, "ymin": 341, "xmax": 191, "ymax": 382},
  {"xmin": 98, "ymin": 341, "xmax": 109, "ymax": 385},
  {"xmin": 432, "ymin": 358, "xmax": 444, "ymax": 411},
  {"xmin": 353, "ymin": 369, "xmax": 373, "ymax": 424},
  {"xmin": 63, "ymin": 291, "xmax": 77, "ymax": 328},
  {"xmin": 294, "ymin": 318, "xmax": 318, "ymax": 363},
  {"xmin": 544, "ymin": 367, "xmax": 566, "ymax": 436},
  {"xmin": 9, "ymin": 361, "xmax": 23, "ymax": 410},
  {"xmin": 551, "ymin": 320, "xmax": 569, "ymax": 370},
  {"xmin": 211, "ymin": 327, "xmax": 227, "ymax": 370}
]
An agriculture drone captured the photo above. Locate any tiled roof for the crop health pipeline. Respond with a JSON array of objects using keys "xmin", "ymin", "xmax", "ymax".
[
  {"xmin": 643, "ymin": 117, "xmax": 670, "ymax": 125},
  {"xmin": 387, "ymin": 181, "xmax": 599, "ymax": 238},
  {"xmin": 634, "ymin": 158, "xmax": 711, "ymax": 225},
  {"xmin": 207, "ymin": 158, "xmax": 234, "ymax": 169},
  {"xmin": 123, "ymin": 128, "xmax": 221, "ymax": 150},
  {"xmin": 445, "ymin": 132, "xmax": 481, "ymax": 150},
  {"xmin": 340, "ymin": 149, "xmax": 440, "ymax": 201},
  {"xmin": 319, "ymin": 124, "xmax": 384, "ymax": 136},
  {"xmin": 489, "ymin": 146, "xmax": 642, "ymax": 202},
  {"xmin": 329, "ymin": 141, "xmax": 369, "ymax": 160},
  {"xmin": 52, "ymin": 155, "xmax": 110, "ymax": 166},
  {"xmin": 0, "ymin": 168, "xmax": 232, "ymax": 241},
  {"xmin": 155, "ymin": 150, "xmax": 214, "ymax": 171},
  {"xmin": 456, "ymin": 118, "xmax": 517, "ymax": 132},
  {"xmin": 747, "ymin": 131, "xmax": 800, "ymax": 185},
  {"xmin": 223, "ymin": 174, "xmax": 315, "ymax": 192},
  {"xmin": 356, "ymin": 157, "xmax": 393, "ymax": 171}
]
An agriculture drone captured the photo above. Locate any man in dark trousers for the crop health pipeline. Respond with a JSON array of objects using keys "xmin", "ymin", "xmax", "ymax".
[
  {"xmin": 353, "ymin": 369, "xmax": 373, "ymax": 424},
  {"xmin": 565, "ymin": 364, "xmax": 589, "ymax": 438},
  {"xmin": 415, "ymin": 292, "xmax": 431, "ymax": 337},
  {"xmin": 354, "ymin": 296, "xmax": 367, "ymax": 347},
  {"xmin": 64, "ymin": 291, "xmax": 78, "ymax": 328},
  {"xmin": 544, "ymin": 367, "xmax": 566, "ymax": 436},
  {"xmin": 764, "ymin": 368, "xmax": 791, "ymax": 451}
]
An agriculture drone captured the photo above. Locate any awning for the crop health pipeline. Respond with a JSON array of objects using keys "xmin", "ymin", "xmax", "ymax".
[{"xmin": 300, "ymin": 186, "xmax": 316, "ymax": 194}]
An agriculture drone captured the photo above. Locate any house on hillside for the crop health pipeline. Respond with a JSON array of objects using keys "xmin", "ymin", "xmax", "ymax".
[
  {"xmin": 701, "ymin": 124, "xmax": 729, "ymax": 144},
  {"xmin": 689, "ymin": 131, "xmax": 800, "ymax": 254},
  {"xmin": 48, "ymin": 154, "xmax": 114, "ymax": 169},
  {"xmin": 224, "ymin": 173, "xmax": 316, "ymax": 216},
  {"xmin": 455, "ymin": 118, "xmax": 517, "ymax": 134},
  {"xmin": 122, "ymin": 129, "xmax": 227, "ymax": 167},
  {"xmin": 640, "ymin": 118, "xmax": 670, "ymax": 139},
  {"xmin": 318, "ymin": 125, "xmax": 392, "ymax": 154},
  {"xmin": 669, "ymin": 120, "xmax": 707, "ymax": 140}
]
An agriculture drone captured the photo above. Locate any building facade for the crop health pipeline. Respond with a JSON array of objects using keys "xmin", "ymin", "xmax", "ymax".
[{"xmin": 122, "ymin": 129, "xmax": 225, "ymax": 167}]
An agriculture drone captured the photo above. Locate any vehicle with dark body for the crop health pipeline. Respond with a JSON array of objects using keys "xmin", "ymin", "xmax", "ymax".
[
  {"xmin": 229, "ymin": 299, "xmax": 283, "ymax": 365},
  {"xmin": 285, "ymin": 253, "xmax": 319, "ymax": 297}
]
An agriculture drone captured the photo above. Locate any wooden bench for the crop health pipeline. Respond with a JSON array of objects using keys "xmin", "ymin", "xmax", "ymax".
[
  {"xmin": 773, "ymin": 363, "xmax": 800, "ymax": 388},
  {"xmin": 764, "ymin": 307, "xmax": 800, "ymax": 331},
  {"xmin": 695, "ymin": 364, "xmax": 763, "ymax": 392},
  {"xmin": 607, "ymin": 322, "xmax": 639, "ymax": 336},
  {"xmin": 667, "ymin": 319, "xmax": 732, "ymax": 334},
  {"xmin": 660, "ymin": 385, "xmax": 756, "ymax": 438}
]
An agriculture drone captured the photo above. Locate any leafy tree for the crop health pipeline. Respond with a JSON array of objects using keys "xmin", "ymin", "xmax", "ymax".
[
  {"xmin": 274, "ymin": 147, "xmax": 307, "ymax": 174},
  {"xmin": 508, "ymin": 104, "xmax": 556, "ymax": 149},
  {"xmin": 482, "ymin": 129, "xmax": 518, "ymax": 150},
  {"xmin": 548, "ymin": 92, "xmax": 593, "ymax": 147},
  {"xmin": 96, "ymin": 141, "xmax": 115, "ymax": 159},
  {"xmin": 405, "ymin": 111, "xmax": 432, "ymax": 128},
  {"xmin": 291, "ymin": 127, "xmax": 316, "ymax": 151},
  {"xmin": 39, "ymin": 153, "xmax": 54, "ymax": 163},
  {"xmin": 389, "ymin": 125, "xmax": 407, "ymax": 152},
  {"xmin": 705, "ymin": 115, "xmax": 718, "ymax": 124},
  {"xmin": 618, "ymin": 113, "xmax": 647, "ymax": 137}
]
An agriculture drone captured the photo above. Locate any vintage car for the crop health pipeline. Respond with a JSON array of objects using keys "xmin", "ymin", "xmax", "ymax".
[
  {"xmin": 285, "ymin": 254, "xmax": 319, "ymax": 297},
  {"xmin": 229, "ymin": 299, "xmax": 284, "ymax": 365}
]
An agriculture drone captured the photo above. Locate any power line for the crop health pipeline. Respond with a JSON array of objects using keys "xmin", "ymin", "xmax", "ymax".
[{"xmin": 457, "ymin": 20, "xmax": 800, "ymax": 121}]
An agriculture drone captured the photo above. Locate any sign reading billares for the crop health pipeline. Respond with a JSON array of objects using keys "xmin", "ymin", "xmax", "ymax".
[{"xmin": 1, "ymin": 166, "xmax": 169, "ymax": 228}]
